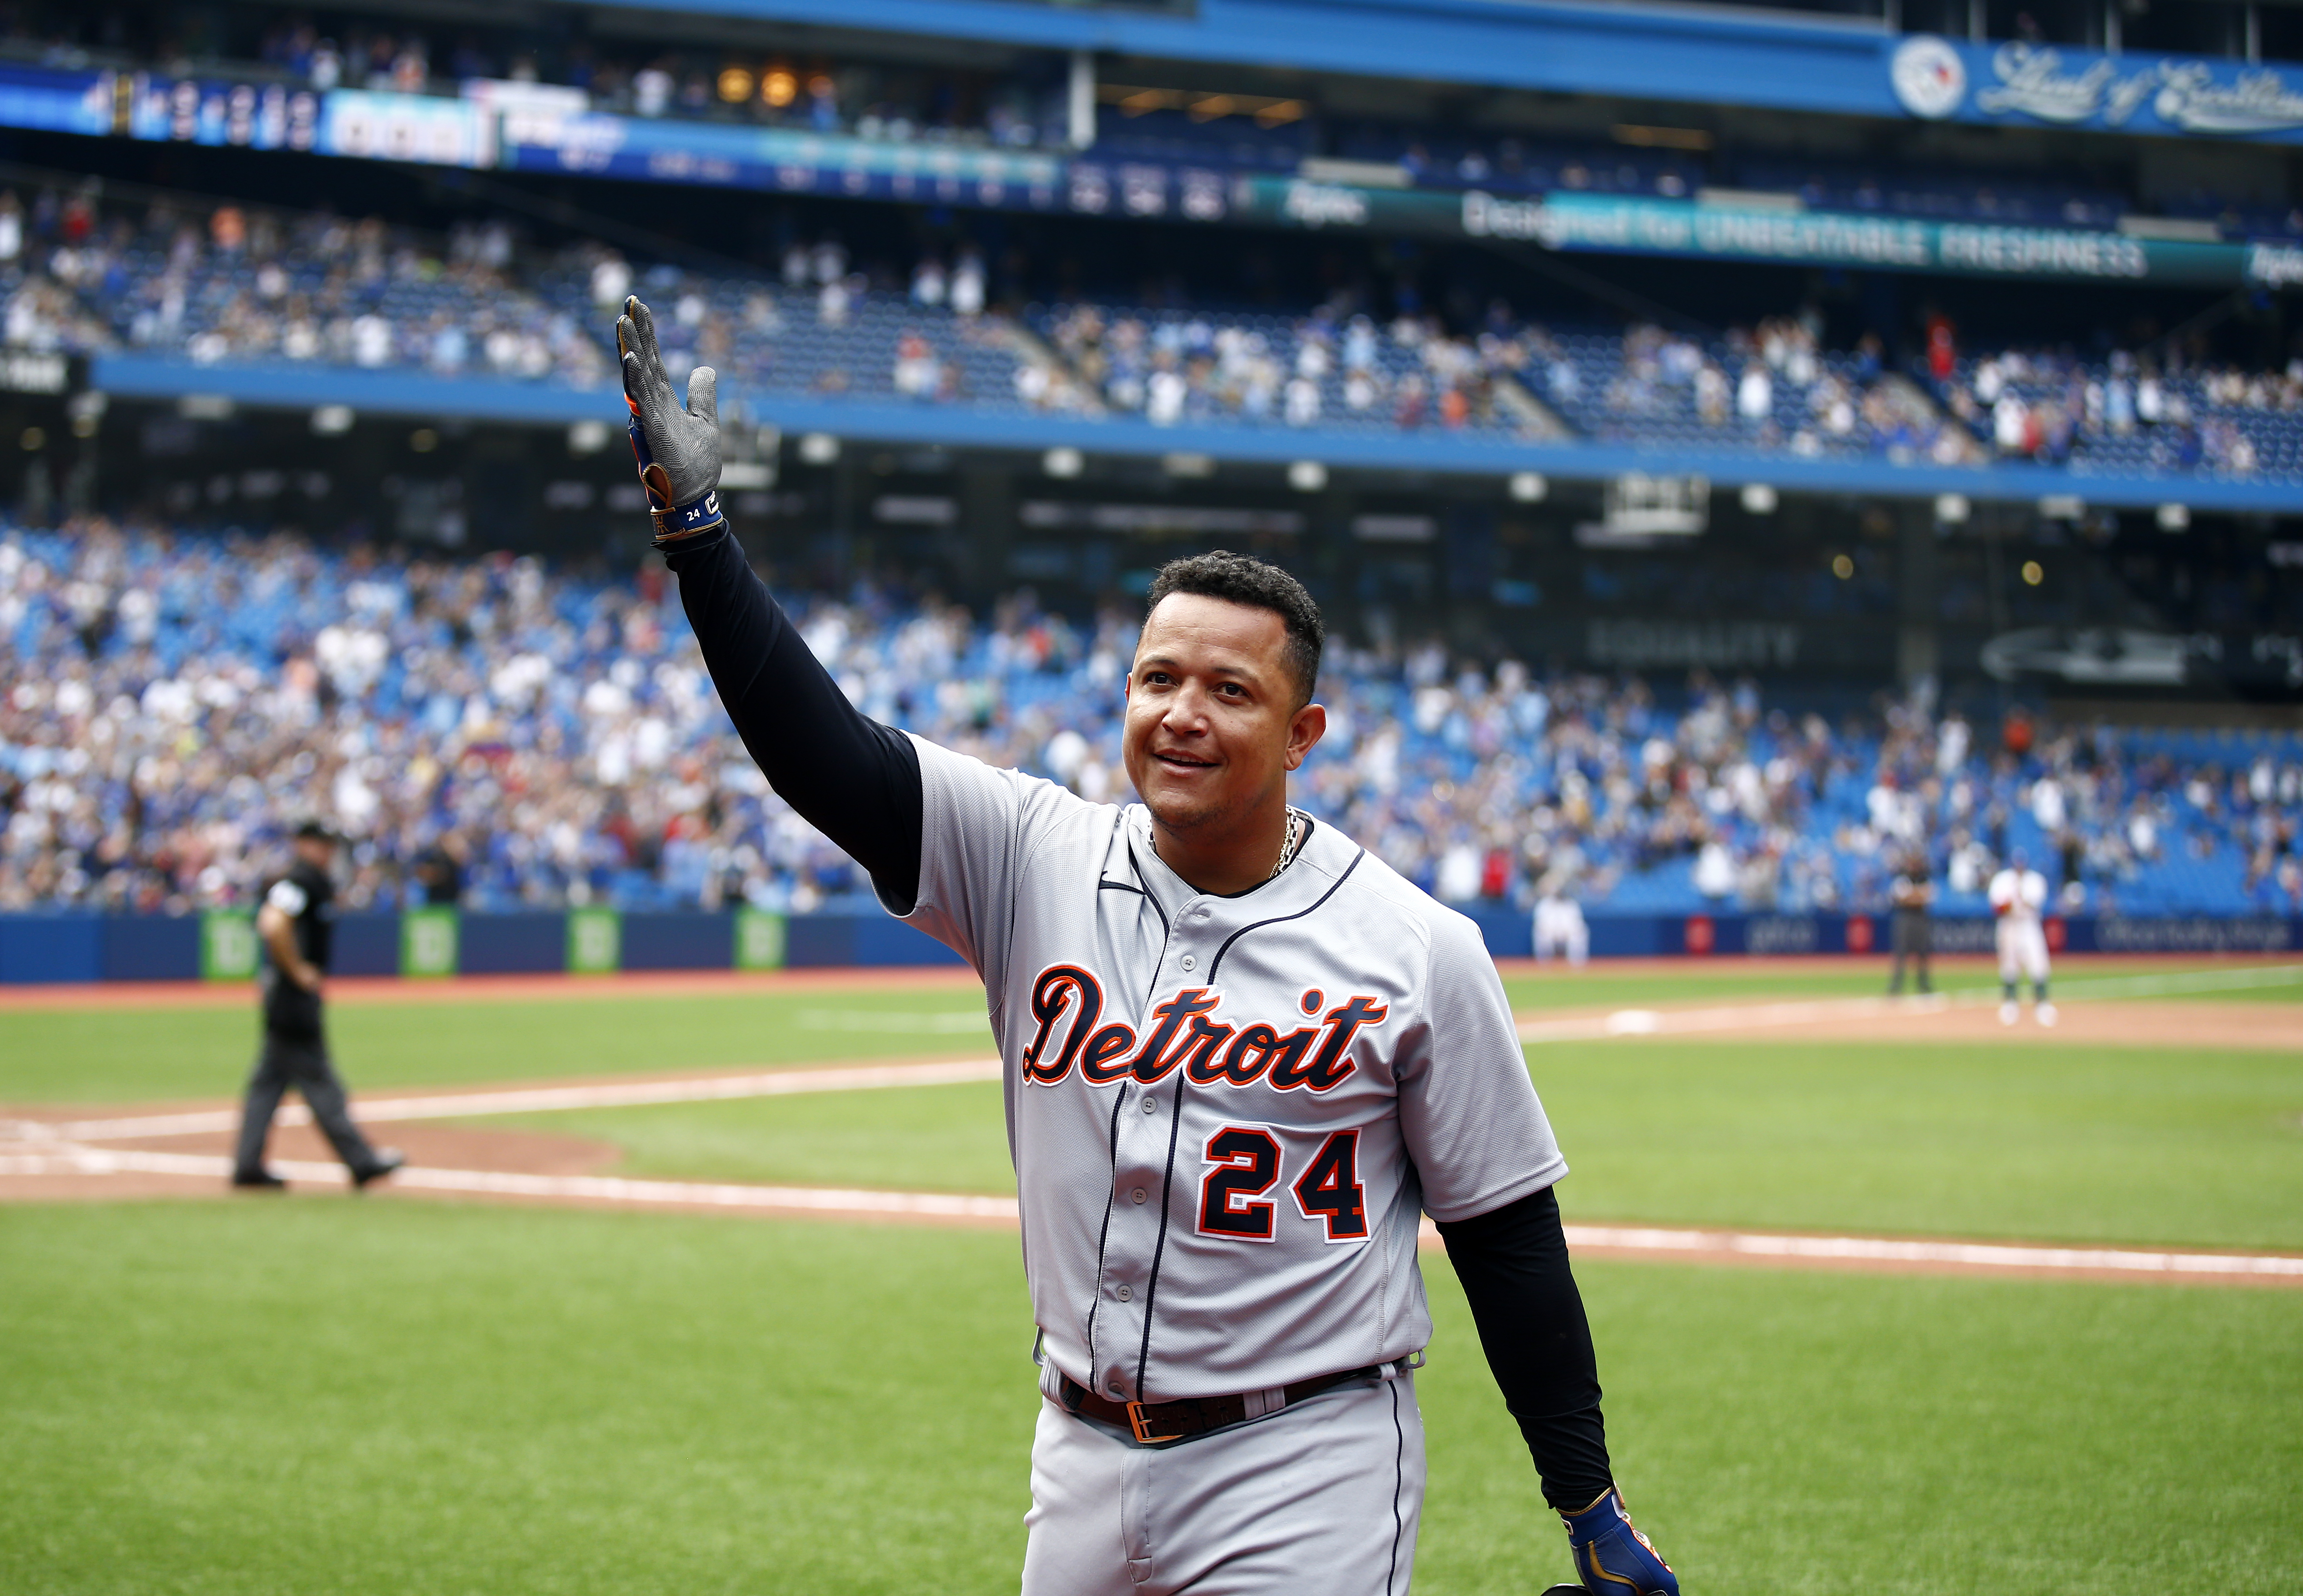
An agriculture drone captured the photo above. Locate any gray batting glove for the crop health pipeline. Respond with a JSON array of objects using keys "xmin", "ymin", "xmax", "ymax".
[{"xmin": 615, "ymin": 294, "xmax": 725, "ymax": 541}]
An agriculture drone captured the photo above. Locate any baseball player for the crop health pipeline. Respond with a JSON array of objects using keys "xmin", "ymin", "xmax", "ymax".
[
  {"xmin": 1533, "ymin": 886, "xmax": 1590, "ymax": 967},
  {"xmin": 618, "ymin": 299, "xmax": 1678, "ymax": 1596},
  {"xmin": 1987, "ymin": 849, "xmax": 2055, "ymax": 1027}
]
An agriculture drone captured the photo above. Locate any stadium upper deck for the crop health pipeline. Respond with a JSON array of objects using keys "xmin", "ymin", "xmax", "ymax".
[{"xmin": 1, "ymin": 0, "xmax": 2299, "ymax": 510}]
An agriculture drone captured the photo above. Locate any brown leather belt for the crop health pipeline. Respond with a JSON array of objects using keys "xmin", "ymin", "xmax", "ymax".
[{"xmin": 1058, "ymin": 1365, "xmax": 1389, "ymax": 1446}]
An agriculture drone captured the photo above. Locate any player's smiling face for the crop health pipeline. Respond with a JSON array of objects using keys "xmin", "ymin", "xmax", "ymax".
[{"xmin": 1123, "ymin": 593, "xmax": 1325, "ymax": 860}]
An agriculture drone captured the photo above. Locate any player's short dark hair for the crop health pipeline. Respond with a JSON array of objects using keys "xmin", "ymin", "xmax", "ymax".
[
  {"xmin": 293, "ymin": 820, "xmax": 337, "ymax": 843},
  {"xmin": 1144, "ymin": 550, "xmax": 1324, "ymax": 706}
]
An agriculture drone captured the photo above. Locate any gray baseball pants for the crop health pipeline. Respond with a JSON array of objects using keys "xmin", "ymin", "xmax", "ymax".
[
  {"xmin": 233, "ymin": 1032, "xmax": 381, "ymax": 1176},
  {"xmin": 1021, "ymin": 1364, "xmax": 1426, "ymax": 1595}
]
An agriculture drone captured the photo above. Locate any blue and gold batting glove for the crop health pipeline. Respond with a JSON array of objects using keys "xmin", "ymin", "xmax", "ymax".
[
  {"xmin": 615, "ymin": 294, "xmax": 725, "ymax": 545},
  {"xmin": 1562, "ymin": 1487, "xmax": 1678, "ymax": 1595}
]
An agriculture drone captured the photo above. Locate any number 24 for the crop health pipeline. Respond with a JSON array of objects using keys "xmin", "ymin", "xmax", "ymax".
[{"xmin": 1197, "ymin": 1126, "xmax": 1369, "ymax": 1244}]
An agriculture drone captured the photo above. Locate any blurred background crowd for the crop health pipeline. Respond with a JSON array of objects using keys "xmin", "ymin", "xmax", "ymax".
[
  {"xmin": 4, "ymin": 517, "xmax": 2296, "ymax": 921},
  {"xmin": 6, "ymin": 181, "xmax": 2303, "ymax": 477}
]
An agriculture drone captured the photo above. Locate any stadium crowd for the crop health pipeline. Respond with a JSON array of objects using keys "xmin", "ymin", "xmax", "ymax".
[
  {"xmin": 3, "ymin": 518, "xmax": 2297, "ymax": 921},
  {"xmin": 9, "ymin": 180, "xmax": 2303, "ymax": 476}
]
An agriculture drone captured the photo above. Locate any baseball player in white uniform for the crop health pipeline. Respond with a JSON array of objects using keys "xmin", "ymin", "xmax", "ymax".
[
  {"xmin": 619, "ymin": 300, "xmax": 1679, "ymax": 1596},
  {"xmin": 1988, "ymin": 851, "xmax": 2055, "ymax": 1026},
  {"xmin": 1533, "ymin": 888, "xmax": 1590, "ymax": 967}
]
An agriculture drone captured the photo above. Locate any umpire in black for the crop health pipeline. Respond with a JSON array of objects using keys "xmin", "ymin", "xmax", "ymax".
[
  {"xmin": 231, "ymin": 822, "xmax": 404, "ymax": 1190},
  {"xmin": 1886, "ymin": 847, "xmax": 1936, "ymax": 997}
]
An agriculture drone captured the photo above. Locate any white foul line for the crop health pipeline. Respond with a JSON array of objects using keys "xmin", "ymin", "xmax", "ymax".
[
  {"xmin": 1553, "ymin": 1224, "xmax": 2303, "ymax": 1280},
  {"xmin": 0, "ymin": 1145, "xmax": 1021, "ymax": 1220},
  {"xmin": 1516, "ymin": 962, "xmax": 2303, "ymax": 1044},
  {"xmin": 5, "ymin": 1137, "xmax": 2297, "ymax": 1281},
  {"xmin": 45, "ymin": 1057, "xmax": 1006, "ymax": 1143}
]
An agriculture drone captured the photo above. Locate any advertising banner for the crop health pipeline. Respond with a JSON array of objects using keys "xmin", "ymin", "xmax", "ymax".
[
  {"xmin": 1890, "ymin": 35, "xmax": 2303, "ymax": 143},
  {"xmin": 400, "ymin": 907, "xmax": 459, "ymax": 978},
  {"xmin": 566, "ymin": 906, "xmax": 622, "ymax": 974},
  {"xmin": 319, "ymin": 88, "xmax": 493, "ymax": 166},
  {"xmin": 199, "ymin": 909, "xmax": 260, "ymax": 981},
  {"xmin": 124, "ymin": 73, "xmax": 321, "ymax": 150},
  {"xmin": 501, "ymin": 111, "xmax": 1061, "ymax": 209},
  {"xmin": 0, "ymin": 62, "xmax": 113, "ymax": 137},
  {"xmin": 734, "ymin": 907, "xmax": 787, "ymax": 971}
]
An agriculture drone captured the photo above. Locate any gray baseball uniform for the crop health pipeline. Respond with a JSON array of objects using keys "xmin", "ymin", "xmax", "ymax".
[{"xmin": 898, "ymin": 736, "xmax": 1565, "ymax": 1591}]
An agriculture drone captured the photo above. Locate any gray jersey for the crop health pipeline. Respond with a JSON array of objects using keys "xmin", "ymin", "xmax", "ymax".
[{"xmin": 900, "ymin": 738, "xmax": 1565, "ymax": 1406}]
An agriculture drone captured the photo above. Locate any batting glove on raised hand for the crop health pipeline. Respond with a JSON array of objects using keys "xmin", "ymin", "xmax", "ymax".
[
  {"xmin": 615, "ymin": 294, "xmax": 724, "ymax": 543},
  {"xmin": 1561, "ymin": 1486, "xmax": 1678, "ymax": 1595}
]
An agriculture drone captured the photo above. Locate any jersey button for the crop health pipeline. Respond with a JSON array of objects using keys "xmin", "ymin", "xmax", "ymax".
[
  {"xmin": 1115, "ymin": 1284, "xmax": 1132, "ymax": 1302},
  {"xmin": 1142, "ymin": 1096, "xmax": 1159, "ymax": 1114},
  {"xmin": 1130, "ymin": 1187, "xmax": 1147, "ymax": 1204},
  {"xmin": 1179, "ymin": 954, "xmax": 1197, "ymax": 971}
]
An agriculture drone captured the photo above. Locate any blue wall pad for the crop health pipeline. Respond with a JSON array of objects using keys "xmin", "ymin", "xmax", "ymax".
[
  {"xmin": 0, "ymin": 914, "xmax": 103, "ymax": 984},
  {"xmin": 101, "ymin": 916, "xmax": 202, "ymax": 981},
  {"xmin": 622, "ymin": 911, "xmax": 733, "ymax": 971},
  {"xmin": 457, "ymin": 912, "xmax": 566, "ymax": 976},
  {"xmin": 333, "ymin": 913, "xmax": 402, "ymax": 977}
]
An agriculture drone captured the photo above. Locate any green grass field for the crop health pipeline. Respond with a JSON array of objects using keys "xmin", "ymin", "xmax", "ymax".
[
  {"xmin": 4, "ymin": 1202, "xmax": 2296, "ymax": 1595},
  {"xmin": 4, "ymin": 960, "xmax": 2300, "ymax": 1594}
]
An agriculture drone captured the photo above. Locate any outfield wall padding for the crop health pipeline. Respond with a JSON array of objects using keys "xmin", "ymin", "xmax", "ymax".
[{"xmin": 0, "ymin": 909, "xmax": 2296, "ymax": 984}]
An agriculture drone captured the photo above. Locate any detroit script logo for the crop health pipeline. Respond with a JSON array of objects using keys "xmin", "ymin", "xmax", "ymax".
[{"xmin": 1018, "ymin": 965, "xmax": 1389, "ymax": 1092}]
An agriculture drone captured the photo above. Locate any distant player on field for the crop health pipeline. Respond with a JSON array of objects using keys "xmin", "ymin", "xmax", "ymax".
[
  {"xmin": 619, "ymin": 299, "xmax": 1679, "ymax": 1595},
  {"xmin": 1987, "ymin": 849, "xmax": 2055, "ymax": 1027},
  {"xmin": 1533, "ymin": 885, "xmax": 1589, "ymax": 967}
]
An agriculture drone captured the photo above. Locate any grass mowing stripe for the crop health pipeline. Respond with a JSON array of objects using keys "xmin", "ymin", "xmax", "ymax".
[
  {"xmin": 4, "ymin": 1202, "xmax": 2296, "ymax": 1595},
  {"xmin": 0, "ymin": 988, "xmax": 1000, "ymax": 1103},
  {"xmin": 44, "ymin": 1058, "xmax": 1006, "ymax": 1142}
]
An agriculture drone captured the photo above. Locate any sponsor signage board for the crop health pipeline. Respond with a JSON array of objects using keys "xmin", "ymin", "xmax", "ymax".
[
  {"xmin": 566, "ymin": 906, "xmax": 622, "ymax": 975},
  {"xmin": 1891, "ymin": 35, "xmax": 2303, "ymax": 142}
]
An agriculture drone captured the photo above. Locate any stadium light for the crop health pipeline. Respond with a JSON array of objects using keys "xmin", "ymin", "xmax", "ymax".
[
  {"xmin": 1042, "ymin": 446, "xmax": 1084, "ymax": 478},
  {"xmin": 1934, "ymin": 493, "xmax": 1970, "ymax": 524},
  {"xmin": 2157, "ymin": 503, "xmax": 2190, "ymax": 532},
  {"xmin": 1739, "ymin": 483, "xmax": 1778, "ymax": 514},
  {"xmin": 1287, "ymin": 460, "xmax": 1327, "ymax": 492},
  {"xmin": 799, "ymin": 432, "xmax": 841, "ymax": 465},
  {"xmin": 1508, "ymin": 471, "xmax": 1548, "ymax": 503},
  {"xmin": 566, "ymin": 419, "xmax": 609, "ymax": 455},
  {"xmin": 311, "ymin": 405, "xmax": 354, "ymax": 436}
]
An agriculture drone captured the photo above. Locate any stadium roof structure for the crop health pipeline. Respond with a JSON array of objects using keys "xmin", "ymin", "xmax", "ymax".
[{"xmin": 598, "ymin": 0, "xmax": 2303, "ymax": 145}]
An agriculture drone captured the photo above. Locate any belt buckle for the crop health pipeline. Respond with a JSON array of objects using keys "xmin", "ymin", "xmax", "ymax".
[{"xmin": 1125, "ymin": 1399, "xmax": 1182, "ymax": 1445}]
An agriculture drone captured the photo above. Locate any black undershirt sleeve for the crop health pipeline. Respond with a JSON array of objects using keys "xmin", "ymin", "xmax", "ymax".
[
  {"xmin": 1435, "ymin": 1184, "xmax": 1614, "ymax": 1512},
  {"xmin": 659, "ymin": 526, "xmax": 924, "ymax": 914}
]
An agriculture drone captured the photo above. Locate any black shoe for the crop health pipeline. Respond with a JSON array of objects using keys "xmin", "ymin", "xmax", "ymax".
[
  {"xmin": 231, "ymin": 1169, "xmax": 288, "ymax": 1190},
  {"xmin": 350, "ymin": 1148, "xmax": 405, "ymax": 1190}
]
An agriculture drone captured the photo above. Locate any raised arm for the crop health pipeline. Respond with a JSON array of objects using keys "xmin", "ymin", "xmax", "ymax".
[{"xmin": 618, "ymin": 296, "xmax": 923, "ymax": 911}]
